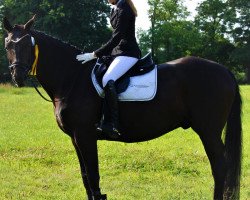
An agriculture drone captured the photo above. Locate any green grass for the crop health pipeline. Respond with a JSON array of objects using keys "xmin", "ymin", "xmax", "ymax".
[{"xmin": 0, "ymin": 84, "xmax": 249, "ymax": 200}]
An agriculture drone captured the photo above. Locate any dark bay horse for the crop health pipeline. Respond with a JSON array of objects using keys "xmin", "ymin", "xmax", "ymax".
[{"xmin": 3, "ymin": 17, "xmax": 242, "ymax": 200}]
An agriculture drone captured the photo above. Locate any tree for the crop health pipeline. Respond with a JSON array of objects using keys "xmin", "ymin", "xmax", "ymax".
[
  {"xmin": 2, "ymin": 0, "xmax": 111, "ymax": 49},
  {"xmin": 139, "ymin": 0, "xmax": 202, "ymax": 63},
  {"xmin": 138, "ymin": 0, "xmax": 247, "ymax": 82},
  {"xmin": 228, "ymin": 0, "xmax": 250, "ymax": 83},
  {"xmin": 194, "ymin": 0, "xmax": 236, "ymax": 63},
  {"xmin": 194, "ymin": 0, "xmax": 249, "ymax": 82}
]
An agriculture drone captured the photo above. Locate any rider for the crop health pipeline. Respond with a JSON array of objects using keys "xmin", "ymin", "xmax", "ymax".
[{"xmin": 76, "ymin": 0, "xmax": 141, "ymax": 139}]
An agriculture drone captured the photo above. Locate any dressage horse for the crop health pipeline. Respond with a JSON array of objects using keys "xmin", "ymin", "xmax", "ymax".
[{"xmin": 3, "ymin": 17, "xmax": 242, "ymax": 200}]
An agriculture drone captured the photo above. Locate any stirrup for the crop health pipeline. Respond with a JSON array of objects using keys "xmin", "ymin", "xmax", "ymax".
[
  {"xmin": 96, "ymin": 125, "xmax": 103, "ymax": 132},
  {"xmin": 95, "ymin": 121, "xmax": 103, "ymax": 132},
  {"xmin": 97, "ymin": 123, "xmax": 121, "ymax": 139},
  {"xmin": 103, "ymin": 125, "xmax": 121, "ymax": 139}
]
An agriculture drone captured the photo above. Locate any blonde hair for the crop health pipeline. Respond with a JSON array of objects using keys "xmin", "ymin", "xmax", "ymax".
[{"xmin": 126, "ymin": 0, "xmax": 138, "ymax": 17}]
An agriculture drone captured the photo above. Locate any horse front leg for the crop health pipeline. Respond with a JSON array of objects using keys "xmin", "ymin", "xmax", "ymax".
[
  {"xmin": 72, "ymin": 138, "xmax": 92, "ymax": 199},
  {"xmin": 73, "ymin": 131, "xmax": 107, "ymax": 200}
]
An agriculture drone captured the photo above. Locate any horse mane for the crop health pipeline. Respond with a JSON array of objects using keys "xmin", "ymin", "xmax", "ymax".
[{"xmin": 31, "ymin": 30, "xmax": 82, "ymax": 53}]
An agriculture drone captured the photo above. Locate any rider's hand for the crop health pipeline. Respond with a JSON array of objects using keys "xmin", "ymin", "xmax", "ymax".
[{"xmin": 76, "ymin": 52, "xmax": 96, "ymax": 64}]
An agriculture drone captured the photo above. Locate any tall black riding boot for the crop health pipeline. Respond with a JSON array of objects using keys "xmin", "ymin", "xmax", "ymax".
[{"xmin": 97, "ymin": 80, "xmax": 121, "ymax": 139}]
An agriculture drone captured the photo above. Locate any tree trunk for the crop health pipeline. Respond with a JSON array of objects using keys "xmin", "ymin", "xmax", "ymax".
[{"xmin": 150, "ymin": 6, "xmax": 156, "ymax": 60}]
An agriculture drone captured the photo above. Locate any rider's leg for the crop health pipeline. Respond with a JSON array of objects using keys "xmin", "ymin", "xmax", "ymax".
[
  {"xmin": 97, "ymin": 56, "xmax": 138, "ymax": 138},
  {"xmin": 102, "ymin": 56, "xmax": 138, "ymax": 87}
]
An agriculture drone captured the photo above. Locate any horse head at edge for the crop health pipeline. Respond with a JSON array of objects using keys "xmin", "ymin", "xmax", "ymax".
[{"xmin": 3, "ymin": 15, "xmax": 36, "ymax": 87}]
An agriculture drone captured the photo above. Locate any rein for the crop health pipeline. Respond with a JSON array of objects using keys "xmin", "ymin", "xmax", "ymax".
[
  {"xmin": 29, "ymin": 75, "xmax": 80, "ymax": 103},
  {"xmin": 28, "ymin": 43, "xmax": 54, "ymax": 102},
  {"xmin": 29, "ymin": 78, "xmax": 54, "ymax": 102},
  {"xmin": 28, "ymin": 37, "xmax": 80, "ymax": 103}
]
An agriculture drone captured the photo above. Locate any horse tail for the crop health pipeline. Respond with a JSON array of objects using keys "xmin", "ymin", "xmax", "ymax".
[{"xmin": 224, "ymin": 75, "xmax": 242, "ymax": 199}]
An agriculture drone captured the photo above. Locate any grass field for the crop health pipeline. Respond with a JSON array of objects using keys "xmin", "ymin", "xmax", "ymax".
[{"xmin": 0, "ymin": 84, "xmax": 249, "ymax": 200}]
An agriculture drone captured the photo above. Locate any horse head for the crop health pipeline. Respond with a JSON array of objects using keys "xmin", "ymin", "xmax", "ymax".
[{"xmin": 3, "ymin": 15, "xmax": 36, "ymax": 87}]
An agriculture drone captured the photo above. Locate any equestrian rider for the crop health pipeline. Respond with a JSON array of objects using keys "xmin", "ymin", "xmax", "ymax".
[{"xmin": 76, "ymin": 0, "xmax": 141, "ymax": 139}]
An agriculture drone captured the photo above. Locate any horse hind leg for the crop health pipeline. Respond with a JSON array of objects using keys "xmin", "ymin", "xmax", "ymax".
[{"xmin": 199, "ymin": 133, "xmax": 226, "ymax": 200}]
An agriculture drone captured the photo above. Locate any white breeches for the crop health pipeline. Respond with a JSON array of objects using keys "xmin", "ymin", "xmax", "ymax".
[{"xmin": 102, "ymin": 56, "xmax": 139, "ymax": 87}]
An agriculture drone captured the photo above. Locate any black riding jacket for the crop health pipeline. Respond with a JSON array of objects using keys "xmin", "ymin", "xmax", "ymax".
[{"xmin": 94, "ymin": 0, "xmax": 141, "ymax": 59}]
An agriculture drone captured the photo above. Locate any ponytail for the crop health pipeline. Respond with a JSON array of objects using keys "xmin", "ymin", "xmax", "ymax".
[{"xmin": 126, "ymin": 0, "xmax": 138, "ymax": 17}]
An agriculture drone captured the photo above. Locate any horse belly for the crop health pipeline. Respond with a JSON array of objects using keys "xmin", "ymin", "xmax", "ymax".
[{"xmin": 118, "ymin": 91, "xmax": 185, "ymax": 142}]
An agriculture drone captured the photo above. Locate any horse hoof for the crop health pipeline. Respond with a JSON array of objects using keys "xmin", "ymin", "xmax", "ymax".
[{"xmin": 91, "ymin": 194, "xmax": 107, "ymax": 200}]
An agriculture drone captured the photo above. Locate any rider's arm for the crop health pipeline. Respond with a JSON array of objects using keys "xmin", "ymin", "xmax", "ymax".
[{"xmin": 94, "ymin": 7, "xmax": 129, "ymax": 58}]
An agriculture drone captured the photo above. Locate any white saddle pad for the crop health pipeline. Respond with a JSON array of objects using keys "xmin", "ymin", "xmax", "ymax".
[{"xmin": 91, "ymin": 66, "xmax": 158, "ymax": 101}]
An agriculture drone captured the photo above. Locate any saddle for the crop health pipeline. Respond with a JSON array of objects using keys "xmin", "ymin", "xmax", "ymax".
[{"xmin": 93, "ymin": 53, "xmax": 155, "ymax": 93}]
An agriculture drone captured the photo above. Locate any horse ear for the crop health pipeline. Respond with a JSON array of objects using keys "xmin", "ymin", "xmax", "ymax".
[
  {"xmin": 3, "ymin": 17, "xmax": 13, "ymax": 33},
  {"xmin": 24, "ymin": 15, "xmax": 36, "ymax": 31}
]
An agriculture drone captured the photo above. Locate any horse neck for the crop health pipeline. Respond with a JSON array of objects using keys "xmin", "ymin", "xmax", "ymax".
[{"xmin": 31, "ymin": 30, "xmax": 83, "ymax": 100}]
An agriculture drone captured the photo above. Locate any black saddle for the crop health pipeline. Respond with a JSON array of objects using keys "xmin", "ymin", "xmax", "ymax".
[{"xmin": 93, "ymin": 53, "xmax": 155, "ymax": 94}]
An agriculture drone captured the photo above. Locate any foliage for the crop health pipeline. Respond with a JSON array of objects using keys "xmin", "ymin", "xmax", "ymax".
[
  {"xmin": 0, "ymin": 85, "xmax": 249, "ymax": 199},
  {"xmin": 194, "ymin": 0, "xmax": 250, "ymax": 81},
  {"xmin": 2, "ymin": 0, "xmax": 111, "ymax": 49},
  {"xmin": 142, "ymin": 0, "xmax": 195, "ymax": 63},
  {"xmin": 138, "ymin": 0, "xmax": 249, "ymax": 83},
  {"xmin": 194, "ymin": 0, "xmax": 234, "ymax": 63},
  {"xmin": 228, "ymin": 0, "xmax": 250, "ymax": 83},
  {"xmin": 0, "ymin": 0, "xmax": 249, "ymax": 83}
]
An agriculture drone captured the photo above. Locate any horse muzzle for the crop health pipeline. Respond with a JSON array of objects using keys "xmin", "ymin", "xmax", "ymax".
[{"xmin": 9, "ymin": 63, "xmax": 30, "ymax": 87}]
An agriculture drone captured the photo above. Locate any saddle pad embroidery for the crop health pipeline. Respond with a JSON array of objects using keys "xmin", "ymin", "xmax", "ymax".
[{"xmin": 91, "ymin": 66, "xmax": 158, "ymax": 101}]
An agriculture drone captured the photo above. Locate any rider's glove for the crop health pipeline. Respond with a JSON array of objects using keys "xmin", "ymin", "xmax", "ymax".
[{"xmin": 76, "ymin": 52, "xmax": 96, "ymax": 64}]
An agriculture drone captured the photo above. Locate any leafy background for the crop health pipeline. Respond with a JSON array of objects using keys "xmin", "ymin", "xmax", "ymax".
[{"xmin": 0, "ymin": 0, "xmax": 249, "ymax": 82}]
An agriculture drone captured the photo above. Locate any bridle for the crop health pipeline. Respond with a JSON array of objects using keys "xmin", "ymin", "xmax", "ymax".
[
  {"xmin": 24, "ymin": 36, "xmax": 55, "ymax": 102},
  {"xmin": 7, "ymin": 34, "xmax": 34, "ymax": 74},
  {"xmin": 14, "ymin": 34, "xmax": 54, "ymax": 102},
  {"xmin": 7, "ymin": 33, "xmax": 80, "ymax": 103}
]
